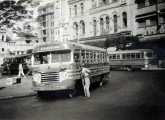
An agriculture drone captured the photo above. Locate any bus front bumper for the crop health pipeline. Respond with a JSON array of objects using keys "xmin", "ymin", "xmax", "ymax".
[{"xmin": 32, "ymin": 81, "xmax": 72, "ymax": 91}]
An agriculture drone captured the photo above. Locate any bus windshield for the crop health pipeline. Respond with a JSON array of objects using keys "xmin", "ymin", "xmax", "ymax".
[
  {"xmin": 33, "ymin": 50, "xmax": 71, "ymax": 65},
  {"xmin": 51, "ymin": 50, "xmax": 71, "ymax": 63},
  {"xmin": 34, "ymin": 52, "xmax": 50, "ymax": 65}
]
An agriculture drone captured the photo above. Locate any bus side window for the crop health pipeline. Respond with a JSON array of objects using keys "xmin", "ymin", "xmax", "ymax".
[
  {"xmin": 126, "ymin": 53, "xmax": 130, "ymax": 59},
  {"xmin": 131, "ymin": 53, "xmax": 135, "ymax": 59},
  {"xmin": 109, "ymin": 55, "xmax": 113, "ymax": 60},
  {"xmin": 123, "ymin": 54, "xmax": 126, "ymax": 59},
  {"xmin": 141, "ymin": 53, "xmax": 144, "ymax": 58},
  {"xmin": 93, "ymin": 52, "xmax": 96, "ymax": 63},
  {"xmin": 113, "ymin": 54, "xmax": 116, "ymax": 59},
  {"xmin": 117, "ymin": 54, "xmax": 120, "ymax": 59},
  {"xmin": 74, "ymin": 50, "xmax": 80, "ymax": 62},
  {"xmin": 90, "ymin": 51, "xmax": 93, "ymax": 63},
  {"xmin": 86, "ymin": 51, "xmax": 89, "ymax": 63},
  {"xmin": 136, "ymin": 53, "xmax": 140, "ymax": 59},
  {"xmin": 81, "ymin": 50, "xmax": 85, "ymax": 63}
]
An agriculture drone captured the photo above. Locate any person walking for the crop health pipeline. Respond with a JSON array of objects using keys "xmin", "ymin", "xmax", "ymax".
[
  {"xmin": 6, "ymin": 62, "xmax": 10, "ymax": 75},
  {"xmin": 18, "ymin": 62, "xmax": 26, "ymax": 77},
  {"xmin": 80, "ymin": 64, "xmax": 91, "ymax": 98}
]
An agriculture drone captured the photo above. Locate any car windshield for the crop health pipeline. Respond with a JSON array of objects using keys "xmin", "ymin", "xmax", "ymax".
[{"xmin": 51, "ymin": 50, "xmax": 71, "ymax": 63}]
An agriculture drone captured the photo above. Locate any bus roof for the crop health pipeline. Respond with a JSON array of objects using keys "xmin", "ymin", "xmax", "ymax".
[
  {"xmin": 32, "ymin": 42, "xmax": 106, "ymax": 53},
  {"xmin": 107, "ymin": 49, "xmax": 154, "ymax": 54}
]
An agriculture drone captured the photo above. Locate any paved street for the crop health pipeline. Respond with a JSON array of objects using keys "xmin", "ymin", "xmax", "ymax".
[{"xmin": 0, "ymin": 70, "xmax": 165, "ymax": 120}]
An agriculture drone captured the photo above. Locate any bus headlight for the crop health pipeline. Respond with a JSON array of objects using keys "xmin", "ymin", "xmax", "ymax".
[
  {"xmin": 59, "ymin": 72, "xmax": 68, "ymax": 82},
  {"xmin": 33, "ymin": 73, "xmax": 41, "ymax": 84}
]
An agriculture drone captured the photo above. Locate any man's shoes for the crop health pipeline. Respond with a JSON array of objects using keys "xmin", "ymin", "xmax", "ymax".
[{"xmin": 69, "ymin": 94, "xmax": 73, "ymax": 98}]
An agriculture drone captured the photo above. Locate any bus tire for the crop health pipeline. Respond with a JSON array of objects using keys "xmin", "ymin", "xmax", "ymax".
[
  {"xmin": 97, "ymin": 74, "xmax": 104, "ymax": 87},
  {"xmin": 69, "ymin": 81, "xmax": 81, "ymax": 98},
  {"xmin": 126, "ymin": 66, "xmax": 133, "ymax": 71}
]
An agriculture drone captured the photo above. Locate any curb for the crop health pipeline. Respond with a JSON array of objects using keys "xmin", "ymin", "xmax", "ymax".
[{"xmin": 0, "ymin": 93, "xmax": 37, "ymax": 101}]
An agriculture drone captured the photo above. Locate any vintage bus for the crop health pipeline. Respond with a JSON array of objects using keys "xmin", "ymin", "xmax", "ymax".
[
  {"xmin": 31, "ymin": 42, "xmax": 110, "ymax": 97},
  {"xmin": 107, "ymin": 49, "xmax": 157, "ymax": 71},
  {"xmin": 2, "ymin": 54, "xmax": 31, "ymax": 74}
]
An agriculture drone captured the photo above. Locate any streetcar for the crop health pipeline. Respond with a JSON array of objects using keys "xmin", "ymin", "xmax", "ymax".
[
  {"xmin": 2, "ymin": 54, "xmax": 31, "ymax": 74},
  {"xmin": 31, "ymin": 42, "xmax": 110, "ymax": 97},
  {"xmin": 107, "ymin": 49, "xmax": 158, "ymax": 71}
]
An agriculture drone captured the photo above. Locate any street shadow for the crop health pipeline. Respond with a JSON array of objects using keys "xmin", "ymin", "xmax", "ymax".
[
  {"xmin": 36, "ymin": 80, "xmax": 110, "ymax": 101},
  {"xmin": 36, "ymin": 91, "xmax": 72, "ymax": 101},
  {"xmin": 0, "ymin": 87, "xmax": 6, "ymax": 91}
]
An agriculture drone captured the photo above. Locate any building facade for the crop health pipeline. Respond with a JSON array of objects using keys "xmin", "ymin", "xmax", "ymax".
[
  {"xmin": 38, "ymin": 0, "xmax": 70, "ymax": 43},
  {"xmin": 68, "ymin": 0, "xmax": 137, "ymax": 43},
  {"xmin": 135, "ymin": 0, "xmax": 165, "ymax": 42},
  {"xmin": 135, "ymin": 0, "xmax": 165, "ymax": 59}
]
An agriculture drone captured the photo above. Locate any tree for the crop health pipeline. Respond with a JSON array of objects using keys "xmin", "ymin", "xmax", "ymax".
[
  {"xmin": 104, "ymin": 35, "xmax": 140, "ymax": 50},
  {"xmin": 0, "ymin": 0, "xmax": 40, "ymax": 40}
]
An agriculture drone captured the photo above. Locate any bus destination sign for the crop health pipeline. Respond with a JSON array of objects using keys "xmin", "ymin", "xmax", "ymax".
[{"xmin": 39, "ymin": 45, "xmax": 61, "ymax": 51}]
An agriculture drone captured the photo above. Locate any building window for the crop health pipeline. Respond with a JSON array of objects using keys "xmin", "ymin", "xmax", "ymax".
[
  {"xmin": 73, "ymin": 22, "xmax": 78, "ymax": 37},
  {"xmin": 138, "ymin": 19, "xmax": 146, "ymax": 28},
  {"xmin": 2, "ymin": 35, "xmax": 4, "ymax": 41},
  {"xmin": 112, "ymin": 0, "xmax": 118, "ymax": 3},
  {"xmin": 113, "ymin": 15, "xmax": 118, "ymax": 32},
  {"xmin": 92, "ymin": 0, "xmax": 97, "ymax": 8},
  {"xmin": 122, "ymin": 12, "xmax": 127, "ymax": 28},
  {"xmin": 106, "ymin": 17, "xmax": 110, "ymax": 30},
  {"xmin": 100, "ymin": 18, "xmax": 104, "ymax": 31},
  {"xmin": 51, "ymin": 22, "xmax": 54, "ymax": 27},
  {"xmin": 81, "ymin": 3, "xmax": 84, "ymax": 15},
  {"xmin": 74, "ymin": 5, "xmax": 77, "ymax": 17},
  {"xmin": 80, "ymin": 20, "xmax": 85, "ymax": 35},
  {"xmin": 93, "ymin": 20, "xmax": 97, "ymax": 36},
  {"xmin": 70, "ymin": 8, "xmax": 71, "ymax": 18}
]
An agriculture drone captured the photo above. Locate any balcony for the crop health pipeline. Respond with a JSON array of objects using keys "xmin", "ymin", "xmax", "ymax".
[
  {"xmin": 136, "ymin": 4, "xmax": 156, "ymax": 16},
  {"xmin": 157, "ymin": 2, "xmax": 165, "ymax": 10}
]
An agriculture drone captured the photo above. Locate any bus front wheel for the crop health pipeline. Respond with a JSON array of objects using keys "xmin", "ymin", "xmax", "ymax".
[{"xmin": 126, "ymin": 66, "xmax": 133, "ymax": 71}]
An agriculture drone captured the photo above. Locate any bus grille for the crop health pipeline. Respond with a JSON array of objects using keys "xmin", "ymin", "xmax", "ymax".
[{"xmin": 41, "ymin": 72, "xmax": 59, "ymax": 83}]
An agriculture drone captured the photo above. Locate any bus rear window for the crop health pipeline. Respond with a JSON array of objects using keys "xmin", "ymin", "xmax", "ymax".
[{"xmin": 52, "ymin": 50, "xmax": 71, "ymax": 63}]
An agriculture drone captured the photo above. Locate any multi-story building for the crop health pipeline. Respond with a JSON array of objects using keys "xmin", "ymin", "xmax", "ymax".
[
  {"xmin": 135, "ymin": 0, "xmax": 165, "ymax": 42},
  {"xmin": 38, "ymin": 0, "xmax": 70, "ymax": 43},
  {"xmin": 135, "ymin": 0, "xmax": 165, "ymax": 59},
  {"xmin": 68, "ymin": 0, "xmax": 137, "ymax": 43}
]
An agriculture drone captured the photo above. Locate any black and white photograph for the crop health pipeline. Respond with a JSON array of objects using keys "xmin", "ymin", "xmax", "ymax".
[{"xmin": 0, "ymin": 0, "xmax": 165, "ymax": 120}]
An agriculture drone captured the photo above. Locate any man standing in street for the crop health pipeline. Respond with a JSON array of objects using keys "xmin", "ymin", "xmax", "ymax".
[{"xmin": 80, "ymin": 64, "xmax": 91, "ymax": 98}]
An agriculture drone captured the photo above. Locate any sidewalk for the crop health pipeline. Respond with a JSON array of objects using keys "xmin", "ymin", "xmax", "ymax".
[{"xmin": 0, "ymin": 75, "xmax": 37, "ymax": 100}]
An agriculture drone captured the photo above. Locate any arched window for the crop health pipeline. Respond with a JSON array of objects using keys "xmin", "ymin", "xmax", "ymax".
[
  {"xmin": 100, "ymin": 18, "xmax": 104, "ymax": 31},
  {"xmin": 74, "ymin": 5, "xmax": 77, "ymax": 17},
  {"xmin": 73, "ymin": 22, "xmax": 78, "ymax": 37},
  {"xmin": 123, "ymin": 12, "xmax": 127, "ymax": 28},
  {"xmin": 80, "ymin": 20, "xmax": 85, "ymax": 35},
  {"xmin": 113, "ymin": 15, "xmax": 117, "ymax": 32},
  {"xmin": 106, "ymin": 17, "xmax": 109, "ymax": 30},
  {"xmin": 81, "ymin": 3, "xmax": 84, "ymax": 15},
  {"xmin": 93, "ymin": 20, "xmax": 97, "ymax": 36}
]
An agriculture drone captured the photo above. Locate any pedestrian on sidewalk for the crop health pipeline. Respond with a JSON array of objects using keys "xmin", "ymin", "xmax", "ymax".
[
  {"xmin": 6, "ymin": 62, "xmax": 10, "ymax": 75},
  {"xmin": 18, "ymin": 62, "xmax": 26, "ymax": 78},
  {"xmin": 80, "ymin": 64, "xmax": 91, "ymax": 98}
]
